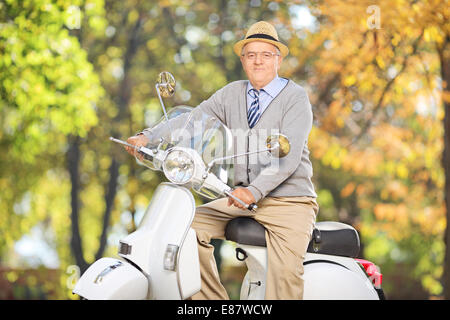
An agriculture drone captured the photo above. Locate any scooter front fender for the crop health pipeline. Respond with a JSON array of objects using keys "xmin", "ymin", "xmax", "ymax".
[{"xmin": 73, "ymin": 257, "xmax": 148, "ymax": 300}]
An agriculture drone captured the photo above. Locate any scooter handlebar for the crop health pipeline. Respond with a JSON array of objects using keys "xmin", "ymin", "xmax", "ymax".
[{"xmin": 224, "ymin": 190, "xmax": 257, "ymax": 212}]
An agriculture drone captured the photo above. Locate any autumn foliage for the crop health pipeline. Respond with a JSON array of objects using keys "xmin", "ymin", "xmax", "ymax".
[{"xmin": 0, "ymin": 0, "xmax": 449, "ymax": 299}]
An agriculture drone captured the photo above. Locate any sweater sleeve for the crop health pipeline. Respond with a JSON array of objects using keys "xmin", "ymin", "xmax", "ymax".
[
  {"xmin": 246, "ymin": 88, "xmax": 313, "ymax": 202},
  {"xmin": 197, "ymin": 86, "xmax": 226, "ymax": 124}
]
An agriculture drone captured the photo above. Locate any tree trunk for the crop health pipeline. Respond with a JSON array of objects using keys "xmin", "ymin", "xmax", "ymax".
[
  {"xmin": 94, "ymin": 13, "xmax": 144, "ymax": 260},
  {"xmin": 95, "ymin": 158, "xmax": 119, "ymax": 260},
  {"xmin": 439, "ymin": 36, "xmax": 450, "ymax": 299},
  {"xmin": 68, "ymin": 12, "xmax": 144, "ymax": 267},
  {"xmin": 67, "ymin": 135, "xmax": 89, "ymax": 273}
]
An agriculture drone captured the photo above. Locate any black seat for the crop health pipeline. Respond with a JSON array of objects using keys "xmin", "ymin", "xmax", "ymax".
[
  {"xmin": 225, "ymin": 217, "xmax": 267, "ymax": 247},
  {"xmin": 224, "ymin": 217, "xmax": 360, "ymax": 258}
]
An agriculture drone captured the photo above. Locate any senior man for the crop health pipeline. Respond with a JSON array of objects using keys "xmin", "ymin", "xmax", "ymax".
[{"xmin": 126, "ymin": 21, "xmax": 318, "ymax": 300}]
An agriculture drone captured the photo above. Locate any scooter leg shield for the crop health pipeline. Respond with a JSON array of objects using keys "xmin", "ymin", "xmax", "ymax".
[{"xmin": 73, "ymin": 257, "xmax": 148, "ymax": 300}]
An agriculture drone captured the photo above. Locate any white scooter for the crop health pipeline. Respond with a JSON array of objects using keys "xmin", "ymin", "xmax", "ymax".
[{"xmin": 73, "ymin": 72, "xmax": 385, "ymax": 300}]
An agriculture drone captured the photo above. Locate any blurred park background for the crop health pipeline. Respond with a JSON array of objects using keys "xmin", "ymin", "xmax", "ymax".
[{"xmin": 0, "ymin": 0, "xmax": 449, "ymax": 299}]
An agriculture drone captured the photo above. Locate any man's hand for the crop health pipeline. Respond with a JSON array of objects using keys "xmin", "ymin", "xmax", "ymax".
[
  {"xmin": 227, "ymin": 187, "xmax": 256, "ymax": 210},
  {"xmin": 125, "ymin": 134, "xmax": 149, "ymax": 161}
]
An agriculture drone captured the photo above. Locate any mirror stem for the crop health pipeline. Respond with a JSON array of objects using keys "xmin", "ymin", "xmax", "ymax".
[
  {"xmin": 156, "ymin": 84, "xmax": 170, "ymax": 122},
  {"xmin": 155, "ymin": 83, "xmax": 174, "ymax": 139}
]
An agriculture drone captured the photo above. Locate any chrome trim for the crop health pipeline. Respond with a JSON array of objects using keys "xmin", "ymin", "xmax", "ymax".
[{"xmin": 94, "ymin": 261, "xmax": 123, "ymax": 284}]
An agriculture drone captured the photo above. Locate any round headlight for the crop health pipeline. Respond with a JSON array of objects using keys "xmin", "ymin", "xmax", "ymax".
[{"xmin": 163, "ymin": 149, "xmax": 195, "ymax": 184}]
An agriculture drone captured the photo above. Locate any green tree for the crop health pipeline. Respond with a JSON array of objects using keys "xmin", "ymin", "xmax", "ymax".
[{"xmin": 0, "ymin": 0, "xmax": 103, "ymax": 265}]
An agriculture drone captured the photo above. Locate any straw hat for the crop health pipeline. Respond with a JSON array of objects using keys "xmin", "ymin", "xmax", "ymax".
[{"xmin": 233, "ymin": 21, "xmax": 289, "ymax": 58}]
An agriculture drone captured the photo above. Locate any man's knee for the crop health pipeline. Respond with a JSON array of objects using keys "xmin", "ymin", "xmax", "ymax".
[{"xmin": 193, "ymin": 228, "xmax": 213, "ymax": 247}]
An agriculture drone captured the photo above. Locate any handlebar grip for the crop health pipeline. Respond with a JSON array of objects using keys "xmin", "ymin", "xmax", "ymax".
[{"xmin": 248, "ymin": 203, "xmax": 258, "ymax": 212}]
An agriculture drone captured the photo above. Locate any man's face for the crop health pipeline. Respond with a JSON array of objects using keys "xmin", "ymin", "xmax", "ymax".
[{"xmin": 240, "ymin": 41, "xmax": 283, "ymax": 89}]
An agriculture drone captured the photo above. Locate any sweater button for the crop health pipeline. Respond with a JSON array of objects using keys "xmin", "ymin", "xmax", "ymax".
[{"xmin": 247, "ymin": 169, "xmax": 251, "ymax": 173}]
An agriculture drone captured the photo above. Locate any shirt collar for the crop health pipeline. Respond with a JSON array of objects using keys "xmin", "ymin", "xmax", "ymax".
[{"xmin": 247, "ymin": 75, "xmax": 281, "ymax": 98}]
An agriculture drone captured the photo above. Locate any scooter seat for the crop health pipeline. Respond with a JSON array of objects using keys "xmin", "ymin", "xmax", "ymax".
[
  {"xmin": 225, "ymin": 217, "xmax": 267, "ymax": 247},
  {"xmin": 224, "ymin": 218, "xmax": 360, "ymax": 258}
]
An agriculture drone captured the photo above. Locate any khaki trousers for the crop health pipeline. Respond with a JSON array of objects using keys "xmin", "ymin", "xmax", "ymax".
[{"xmin": 190, "ymin": 196, "xmax": 319, "ymax": 300}]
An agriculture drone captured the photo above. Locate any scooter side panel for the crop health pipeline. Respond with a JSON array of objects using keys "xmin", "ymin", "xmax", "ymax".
[{"xmin": 303, "ymin": 262, "xmax": 379, "ymax": 300}]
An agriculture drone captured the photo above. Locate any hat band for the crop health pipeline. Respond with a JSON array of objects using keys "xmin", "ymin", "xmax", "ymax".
[{"xmin": 246, "ymin": 33, "xmax": 279, "ymax": 42}]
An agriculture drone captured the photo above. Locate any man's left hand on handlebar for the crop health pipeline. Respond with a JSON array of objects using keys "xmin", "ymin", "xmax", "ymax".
[{"xmin": 227, "ymin": 187, "xmax": 256, "ymax": 210}]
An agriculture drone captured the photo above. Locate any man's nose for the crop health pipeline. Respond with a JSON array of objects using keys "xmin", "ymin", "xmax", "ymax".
[{"xmin": 254, "ymin": 53, "xmax": 263, "ymax": 64}]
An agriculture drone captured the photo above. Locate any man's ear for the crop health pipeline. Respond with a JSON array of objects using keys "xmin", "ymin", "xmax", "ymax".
[{"xmin": 277, "ymin": 56, "xmax": 283, "ymax": 71}]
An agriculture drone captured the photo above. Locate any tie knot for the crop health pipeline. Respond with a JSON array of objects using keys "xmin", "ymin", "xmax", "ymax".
[{"xmin": 249, "ymin": 88, "xmax": 260, "ymax": 99}]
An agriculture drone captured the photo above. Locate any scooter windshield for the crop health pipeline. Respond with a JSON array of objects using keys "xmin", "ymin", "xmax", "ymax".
[{"xmin": 141, "ymin": 106, "xmax": 234, "ymax": 199}]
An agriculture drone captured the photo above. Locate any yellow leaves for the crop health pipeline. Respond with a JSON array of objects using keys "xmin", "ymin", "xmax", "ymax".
[
  {"xmin": 64, "ymin": 5, "xmax": 82, "ymax": 30},
  {"xmin": 374, "ymin": 203, "xmax": 407, "ymax": 223},
  {"xmin": 376, "ymin": 56, "xmax": 386, "ymax": 70},
  {"xmin": 146, "ymin": 38, "xmax": 159, "ymax": 51},
  {"xmin": 320, "ymin": 101, "xmax": 345, "ymax": 132},
  {"xmin": 372, "ymin": 203, "xmax": 410, "ymax": 241},
  {"xmin": 422, "ymin": 274, "xmax": 443, "ymax": 296},
  {"xmin": 157, "ymin": 0, "xmax": 172, "ymax": 8},
  {"xmin": 320, "ymin": 141, "xmax": 347, "ymax": 170},
  {"xmin": 5, "ymin": 271, "xmax": 19, "ymax": 283},
  {"xmin": 412, "ymin": 205, "xmax": 446, "ymax": 236},
  {"xmin": 424, "ymin": 26, "xmax": 445, "ymax": 43},
  {"xmin": 396, "ymin": 163, "xmax": 409, "ymax": 179},
  {"xmin": 134, "ymin": 193, "xmax": 151, "ymax": 208},
  {"xmin": 359, "ymin": 17, "xmax": 367, "ymax": 30},
  {"xmin": 340, "ymin": 182, "xmax": 355, "ymax": 198},
  {"xmin": 391, "ymin": 34, "xmax": 401, "ymax": 46},
  {"xmin": 343, "ymin": 75, "xmax": 356, "ymax": 87},
  {"xmin": 372, "ymin": 194, "xmax": 445, "ymax": 241},
  {"xmin": 126, "ymin": 177, "xmax": 139, "ymax": 196},
  {"xmin": 380, "ymin": 180, "xmax": 409, "ymax": 201},
  {"xmin": 342, "ymin": 148, "xmax": 383, "ymax": 177},
  {"xmin": 309, "ymin": 127, "xmax": 326, "ymax": 159},
  {"xmin": 362, "ymin": 234, "xmax": 392, "ymax": 259},
  {"xmin": 99, "ymin": 156, "xmax": 111, "ymax": 170},
  {"xmin": 127, "ymin": 9, "xmax": 139, "ymax": 24}
]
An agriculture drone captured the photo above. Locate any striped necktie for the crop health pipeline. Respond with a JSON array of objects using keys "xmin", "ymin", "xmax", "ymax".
[{"xmin": 248, "ymin": 88, "xmax": 262, "ymax": 128}]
